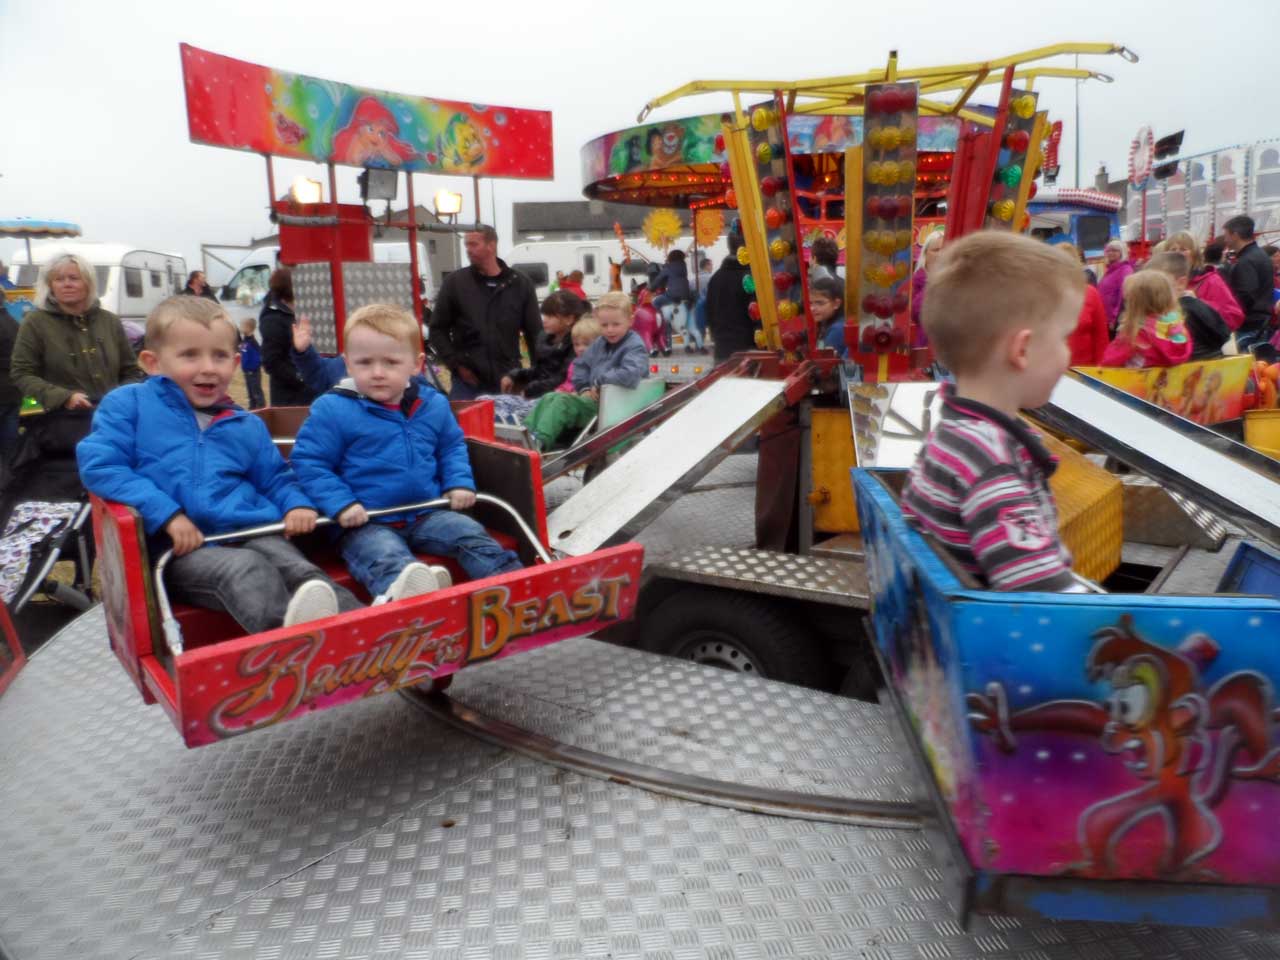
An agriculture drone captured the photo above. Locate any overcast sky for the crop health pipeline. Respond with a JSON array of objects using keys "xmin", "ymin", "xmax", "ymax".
[{"xmin": 3, "ymin": 0, "xmax": 1277, "ymax": 278}]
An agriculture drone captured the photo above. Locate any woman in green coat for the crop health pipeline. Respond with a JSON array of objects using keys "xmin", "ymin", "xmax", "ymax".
[{"xmin": 10, "ymin": 252, "xmax": 143, "ymax": 413}]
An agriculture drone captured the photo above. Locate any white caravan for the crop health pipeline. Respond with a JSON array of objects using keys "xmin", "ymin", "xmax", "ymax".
[{"xmin": 506, "ymin": 235, "xmax": 730, "ymax": 303}]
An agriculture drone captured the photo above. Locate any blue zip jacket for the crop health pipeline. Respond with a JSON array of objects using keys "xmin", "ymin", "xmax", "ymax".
[
  {"xmin": 76, "ymin": 376, "xmax": 313, "ymax": 537},
  {"xmin": 291, "ymin": 378, "xmax": 474, "ymax": 523},
  {"xmin": 571, "ymin": 329, "xmax": 650, "ymax": 391},
  {"xmin": 238, "ymin": 334, "xmax": 262, "ymax": 372}
]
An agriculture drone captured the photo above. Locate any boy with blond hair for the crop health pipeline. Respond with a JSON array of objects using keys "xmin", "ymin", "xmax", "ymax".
[
  {"xmin": 902, "ymin": 231, "xmax": 1086, "ymax": 591},
  {"xmin": 78, "ymin": 296, "xmax": 360, "ymax": 631},
  {"xmin": 291, "ymin": 303, "xmax": 520, "ymax": 604},
  {"xmin": 524, "ymin": 291, "xmax": 648, "ymax": 449}
]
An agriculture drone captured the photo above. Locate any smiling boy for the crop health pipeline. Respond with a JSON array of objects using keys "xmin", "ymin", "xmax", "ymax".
[{"xmin": 77, "ymin": 296, "xmax": 360, "ymax": 632}]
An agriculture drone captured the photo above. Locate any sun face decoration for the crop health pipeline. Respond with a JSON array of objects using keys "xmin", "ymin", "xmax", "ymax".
[
  {"xmin": 642, "ymin": 208, "xmax": 683, "ymax": 251},
  {"xmin": 694, "ymin": 209, "xmax": 724, "ymax": 247}
]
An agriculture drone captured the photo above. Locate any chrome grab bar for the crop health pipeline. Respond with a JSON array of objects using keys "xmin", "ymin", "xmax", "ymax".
[{"xmin": 154, "ymin": 493, "xmax": 550, "ymax": 656}]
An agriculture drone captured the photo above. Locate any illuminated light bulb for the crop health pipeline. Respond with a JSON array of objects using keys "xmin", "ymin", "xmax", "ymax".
[{"xmin": 720, "ymin": 161, "xmax": 733, "ymax": 180}]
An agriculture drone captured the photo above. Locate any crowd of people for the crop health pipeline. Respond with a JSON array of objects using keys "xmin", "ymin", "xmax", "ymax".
[{"xmin": 4, "ymin": 213, "xmax": 1278, "ymax": 627}]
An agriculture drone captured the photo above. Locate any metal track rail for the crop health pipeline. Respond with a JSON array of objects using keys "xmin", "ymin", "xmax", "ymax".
[{"xmin": 402, "ymin": 687, "xmax": 924, "ymax": 830}]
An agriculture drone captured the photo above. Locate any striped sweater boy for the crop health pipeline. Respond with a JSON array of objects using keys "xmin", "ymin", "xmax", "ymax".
[{"xmin": 901, "ymin": 387, "xmax": 1078, "ymax": 591}]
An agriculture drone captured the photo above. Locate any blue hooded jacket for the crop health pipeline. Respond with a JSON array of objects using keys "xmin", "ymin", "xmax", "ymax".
[
  {"xmin": 290, "ymin": 378, "xmax": 474, "ymax": 523},
  {"xmin": 76, "ymin": 376, "xmax": 313, "ymax": 537}
]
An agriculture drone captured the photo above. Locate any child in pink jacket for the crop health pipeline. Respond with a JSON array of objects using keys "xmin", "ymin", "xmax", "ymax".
[{"xmin": 1100, "ymin": 271, "xmax": 1192, "ymax": 368}]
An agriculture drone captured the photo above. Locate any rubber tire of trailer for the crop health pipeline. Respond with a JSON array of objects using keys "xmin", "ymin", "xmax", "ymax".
[{"xmin": 638, "ymin": 586, "xmax": 833, "ymax": 689}]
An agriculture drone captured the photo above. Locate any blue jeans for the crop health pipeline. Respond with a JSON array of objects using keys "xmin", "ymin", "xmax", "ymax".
[
  {"xmin": 166, "ymin": 535, "xmax": 362, "ymax": 634},
  {"xmin": 340, "ymin": 510, "xmax": 522, "ymax": 596}
]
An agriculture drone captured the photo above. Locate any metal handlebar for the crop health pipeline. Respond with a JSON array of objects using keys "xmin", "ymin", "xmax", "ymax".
[{"xmin": 155, "ymin": 493, "xmax": 550, "ymax": 656}]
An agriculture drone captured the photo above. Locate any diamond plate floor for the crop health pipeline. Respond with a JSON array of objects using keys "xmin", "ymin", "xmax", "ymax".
[{"xmin": 6, "ymin": 610, "xmax": 1280, "ymax": 958}]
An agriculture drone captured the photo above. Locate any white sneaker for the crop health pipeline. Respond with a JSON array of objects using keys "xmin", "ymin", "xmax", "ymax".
[
  {"xmin": 283, "ymin": 579, "xmax": 339, "ymax": 627},
  {"xmin": 374, "ymin": 562, "xmax": 453, "ymax": 605}
]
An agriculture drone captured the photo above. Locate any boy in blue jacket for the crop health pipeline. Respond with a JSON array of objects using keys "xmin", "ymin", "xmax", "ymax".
[
  {"xmin": 291, "ymin": 303, "xmax": 521, "ymax": 604},
  {"xmin": 524, "ymin": 291, "xmax": 649, "ymax": 449},
  {"xmin": 77, "ymin": 297, "xmax": 361, "ymax": 633}
]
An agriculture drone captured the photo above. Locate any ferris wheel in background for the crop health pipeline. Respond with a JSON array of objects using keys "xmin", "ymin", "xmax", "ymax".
[{"xmin": 1128, "ymin": 124, "xmax": 1155, "ymax": 190}]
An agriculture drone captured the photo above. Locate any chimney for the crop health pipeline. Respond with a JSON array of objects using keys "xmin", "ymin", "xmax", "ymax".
[{"xmin": 1094, "ymin": 164, "xmax": 1110, "ymax": 190}]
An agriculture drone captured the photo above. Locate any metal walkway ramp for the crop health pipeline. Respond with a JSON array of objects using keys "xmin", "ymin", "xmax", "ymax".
[
  {"xmin": 1041, "ymin": 372, "xmax": 1280, "ymax": 544},
  {"xmin": 546, "ymin": 376, "xmax": 788, "ymax": 556}
]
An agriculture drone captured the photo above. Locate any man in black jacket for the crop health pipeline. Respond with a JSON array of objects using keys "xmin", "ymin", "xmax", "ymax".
[
  {"xmin": 428, "ymin": 225, "xmax": 542, "ymax": 399},
  {"xmin": 706, "ymin": 232, "xmax": 759, "ymax": 362},
  {"xmin": 1222, "ymin": 215, "xmax": 1276, "ymax": 350}
]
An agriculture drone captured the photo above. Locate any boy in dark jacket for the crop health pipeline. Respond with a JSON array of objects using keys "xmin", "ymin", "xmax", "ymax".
[
  {"xmin": 1146, "ymin": 252, "xmax": 1229, "ymax": 360},
  {"xmin": 77, "ymin": 296, "xmax": 360, "ymax": 632},
  {"xmin": 291, "ymin": 303, "xmax": 521, "ymax": 603},
  {"xmin": 524, "ymin": 292, "xmax": 649, "ymax": 449}
]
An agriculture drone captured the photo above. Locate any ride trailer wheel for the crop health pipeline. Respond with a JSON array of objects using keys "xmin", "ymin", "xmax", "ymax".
[{"xmin": 639, "ymin": 587, "xmax": 831, "ymax": 688}]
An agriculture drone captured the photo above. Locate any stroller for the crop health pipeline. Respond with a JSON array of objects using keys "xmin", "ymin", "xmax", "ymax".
[{"xmin": 0, "ymin": 409, "xmax": 94, "ymax": 619}]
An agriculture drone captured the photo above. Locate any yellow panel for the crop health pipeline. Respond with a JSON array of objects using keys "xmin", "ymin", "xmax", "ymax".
[
  {"xmin": 1040, "ymin": 431, "xmax": 1123, "ymax": 583},
  {"xmin": 810, "ymin": 407, "xmax": 860, "ymax": 533}
]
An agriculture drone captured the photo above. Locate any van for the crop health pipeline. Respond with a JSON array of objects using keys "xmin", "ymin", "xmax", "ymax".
[
  {"xmin": 217, "ymin": 240, "xmax": 432, "ymax": 329},
  {"xmin": 9, "ymin": 241, "xmax": 187, "ymax": 332},
  {"xmin": 506, "ymin": 235, "xmax": 729, "ymax": 303}
]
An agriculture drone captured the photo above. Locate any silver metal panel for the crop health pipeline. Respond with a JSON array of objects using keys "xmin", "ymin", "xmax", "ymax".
[
  {"xmin": 446, "ymin": 638, "xmax": 915, "ymax": 803},
  {"xmin": 292, "ymin": 261, "xmax": 337, "ymax": 353},
  {"xmin": 650, "ymin": 545, "xmax": 869, "ymax": 608},
  {"xmin": 1045, "ymin": 374, "xmax": 1280, "ymax": 544},
  {"xmin": 9, "ymin": 615, "xmax": 1280, "ymax": 956},
  {"xmin": 547, "ymin": 377, "xmax": 788, "ymax": 556},
  {"xmin": 293, "ymin": 262, "xmax": 417, "ymax": 354},
  {"xmin": 156, "ymin": 761, "xmax": 1280, "ymax": 960},
  {"xmin": 0, "ymin": 608, "xmax": 505, "ymax": 960}
]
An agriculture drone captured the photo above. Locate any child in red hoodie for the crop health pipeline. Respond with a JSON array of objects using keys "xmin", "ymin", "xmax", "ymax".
[{"xmin": 1100, "ymin": 270, "xmax": 1193, "ymax": 369}]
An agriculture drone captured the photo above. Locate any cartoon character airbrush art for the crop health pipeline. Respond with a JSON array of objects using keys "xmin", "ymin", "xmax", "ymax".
[{"xmin": 968, "ymin": 615, "xmax": 1280, "ymax": 878}]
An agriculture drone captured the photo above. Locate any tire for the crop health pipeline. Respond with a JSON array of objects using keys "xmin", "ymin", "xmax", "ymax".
[{"xmin": 639, "ymin": 586, "xmax": 833, "ymax": 688}]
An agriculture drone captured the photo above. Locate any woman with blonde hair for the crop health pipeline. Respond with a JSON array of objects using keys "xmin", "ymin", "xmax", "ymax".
[
  {"xmin": 1165, "ymin": 230, "xmax": 1244, "ymax": 330},
  {"xmin": 11, "ymin": 251, "xmax": 142, "ymax": 413},
  {"xmin": 1100, "ymin": 270, "xmax": 1192, "ymax": 368},
  {"xmin": 1096, "ymin": 239, "xmax": 1134, "ymax": 331}
]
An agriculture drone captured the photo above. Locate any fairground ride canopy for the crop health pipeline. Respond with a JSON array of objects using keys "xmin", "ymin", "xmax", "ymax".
[
  {"xmin": 580, "ymin": 43, "xmax": 1135, "ymax": 208},
  {"xmin": 180, "ymin": 44, "xmax": 553, "ymax": 179}
]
